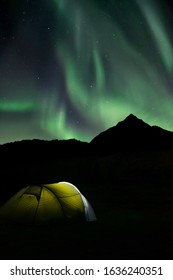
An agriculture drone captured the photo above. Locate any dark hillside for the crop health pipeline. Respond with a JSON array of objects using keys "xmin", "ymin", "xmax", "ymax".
[{"xmin": 90, "ymin": 114, "xmax": 173, "ymax": 153}]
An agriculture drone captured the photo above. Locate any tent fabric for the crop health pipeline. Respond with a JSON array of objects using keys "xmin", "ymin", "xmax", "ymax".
[{"xmin": 0, "ymin": 182, "xmax": 96, "ymax": 225}]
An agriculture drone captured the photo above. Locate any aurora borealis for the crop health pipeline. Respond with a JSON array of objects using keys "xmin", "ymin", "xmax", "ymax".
[{"xmin": 1, "ymin": 0, "xmax": 173, "ymax": 144}]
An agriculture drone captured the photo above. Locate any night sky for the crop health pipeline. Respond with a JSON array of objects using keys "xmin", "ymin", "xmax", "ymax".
[{"xmin": 1, "ymin": 0, "xmax": 173, "ymax": 144}]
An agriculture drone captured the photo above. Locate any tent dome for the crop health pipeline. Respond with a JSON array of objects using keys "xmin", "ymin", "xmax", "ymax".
[{"xmin": 0, "ymin": 182, "xmax": 96, "ymax": 225}]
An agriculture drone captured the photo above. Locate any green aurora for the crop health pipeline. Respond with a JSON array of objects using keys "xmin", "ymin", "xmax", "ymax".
[{"xmin": 0, "ymin": 0, "xmax": 173, "ymax": 143}]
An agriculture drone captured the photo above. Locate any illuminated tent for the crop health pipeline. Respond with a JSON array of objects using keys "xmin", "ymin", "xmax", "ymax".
[{"xmin": 0, "ymin": 182, "xmax": 96, "ymax": 225}]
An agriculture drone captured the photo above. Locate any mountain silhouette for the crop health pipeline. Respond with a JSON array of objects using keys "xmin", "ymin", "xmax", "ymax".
[
  {"xmin": 1, "ymin": 114, "xmax": 173, "ymax": 162},
  {"xmin": 0, "ymin": 138, "xmax": 89, "ymax": 167},
  {"xmin": 90, "ymin": 114, "xmax": 173, "ymax": 153}
]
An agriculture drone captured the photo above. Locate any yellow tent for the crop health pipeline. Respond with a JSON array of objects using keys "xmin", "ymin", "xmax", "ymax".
[{"xmin": 0, "ymin": 182, "xmax": 96, "ymax": 225}]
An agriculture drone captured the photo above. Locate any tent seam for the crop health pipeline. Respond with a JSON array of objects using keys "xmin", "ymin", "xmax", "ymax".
[{"xmin": 43, "ymin": 186, "xmax": 68, "ymax": 218}]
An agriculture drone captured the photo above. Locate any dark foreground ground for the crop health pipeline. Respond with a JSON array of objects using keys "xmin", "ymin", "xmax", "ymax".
[{"xmin": 0, "ymin": 150, "xmax": 173, "ymax": 259}]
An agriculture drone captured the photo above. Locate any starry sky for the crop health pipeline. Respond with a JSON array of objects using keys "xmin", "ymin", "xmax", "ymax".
[{"xmin": 1, "ymin": 0, "xmax": 173, "ymax": 144}]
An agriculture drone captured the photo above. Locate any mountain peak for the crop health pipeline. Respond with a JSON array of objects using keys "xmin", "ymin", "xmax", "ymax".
[
  {"xmin": 125, "ymin": 114, "xmax": 138, "ymax": 120},
  {"xmin": 90, "ymin": 114, "xmax": 154, "ymax": 151},
  {"xmin": 116, "ymin": 114, "xmax": 150, "ymax": 130},
  {"xmin": 124, "ymin": 114, "xmax": 139, "ymax": 121}
]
